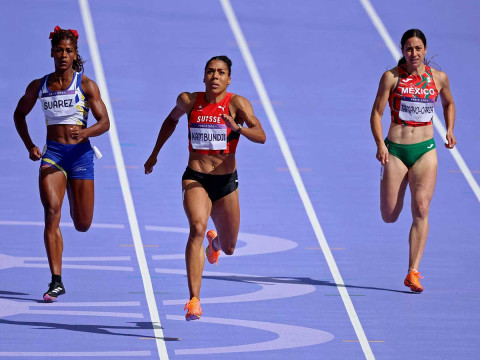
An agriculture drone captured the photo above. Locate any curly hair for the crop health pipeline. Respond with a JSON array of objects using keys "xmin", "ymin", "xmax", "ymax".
[{"xmin": 50, "ymin": 28, "xmax": 85, "ymax": 73}]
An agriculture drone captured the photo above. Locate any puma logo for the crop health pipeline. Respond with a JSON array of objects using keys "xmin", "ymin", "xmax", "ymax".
[{"xmin": 218, "ymin": 105, "xmax": 226, "ymax": 112}]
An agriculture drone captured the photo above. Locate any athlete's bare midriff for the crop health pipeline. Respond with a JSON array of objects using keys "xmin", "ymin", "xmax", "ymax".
[
  {"xmin": 187, "ymin": 152, "xmax": 236, "ymax": 175},
  {"xmin": 47, "ymin": 124, "xmax": 87, "ymax": 144},
  {"xmin": 387, "ymin": 123, "xmax": 434, "ymax": 144}
]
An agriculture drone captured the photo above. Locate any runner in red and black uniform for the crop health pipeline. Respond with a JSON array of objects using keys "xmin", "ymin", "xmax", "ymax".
[
  {"xmin": 145, "ymin": 56, "xmax": 266, "ymax": 319},
  {"xmin": 369, "ymin": 29, "xmax": 456, "ymax": 293}
]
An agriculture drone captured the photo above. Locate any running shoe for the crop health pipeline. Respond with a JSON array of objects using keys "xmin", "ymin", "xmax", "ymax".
[
  {"xmin": 404, "ymin": 270, "xmax": 424, "ymax": 293},
  {"xmin": 43, "ymin": 281, "xmax": 66, "ymax": 302},
  {"xmin": 184, "ymin": 297, "xmax": 202, "ymax": 321},
  {"xmin": 205, "ymin": 229, "xmax": 220, "ymax": 265}
]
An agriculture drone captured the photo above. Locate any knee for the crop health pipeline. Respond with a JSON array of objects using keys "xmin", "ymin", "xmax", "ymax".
[
  {"xmin": 381, "ymin": 213, "xmax": 398, "ymax": 223},
  {"xmin": 74, "ymin": 222, "xmax": 91, "ymax": 232},
  {"xmin": 381, "ymin": 208, "xmax": 399, "ymax": 223},
  {"xmin": 219, "ymin": 236, "xmax": 236, "ymax": 255},
  {"xmin": 222, "ymin": 246, "xmax": 235, "ymax": 256},
  {"xmin": 412, "ymin": 199, "xmax": 430, "ymax": 219},
  {"xmin": 189, "ymin": 222, "xmax": 207, "ymax": 241},
  {"xmin": 44, "ymin": 205, "xmax": 62, "ymax": 225}
]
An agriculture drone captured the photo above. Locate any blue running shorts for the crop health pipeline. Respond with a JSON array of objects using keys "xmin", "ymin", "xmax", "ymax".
[{"xmin": 40, "ymin": 140, "xmax": 94, "ymax": 180}]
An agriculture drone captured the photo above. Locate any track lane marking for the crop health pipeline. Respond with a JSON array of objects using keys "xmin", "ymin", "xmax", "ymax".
[
  {"xmin": 360, "ymin": 0, "xmax": 480, "ymax": 203},
  {"xmin": 78, "ymin": 1, "xmax": 168, "ymax": 358},
  {"xmin": 220, "ymin": 1, "xmax": 374, "ymax": 358}
]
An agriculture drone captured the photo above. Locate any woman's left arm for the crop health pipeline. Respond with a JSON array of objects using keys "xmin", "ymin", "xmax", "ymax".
[
  {"xmin": 435, "ymin": 70, "xmax": 456, "ymax": 149},
  {"xmin": 70, "ymin": 76, "xmax": 110, "ymax": 140},
  {"xmin": 222, "ymin": 95, "xmax": 266, "ymax": 144}
]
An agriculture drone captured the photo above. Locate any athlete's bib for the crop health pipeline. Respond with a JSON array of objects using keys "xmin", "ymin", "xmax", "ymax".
[
  {"xmin": 190, "ymin": 123, "xmax": 227, "ymax": 150},
  {"xmin": 388, "ymin": 65, "xmax": 438, "ymax": 127},
  {"xmin": 38, "ymin": 72, "xmax": 90, "ymax": 127},
  {"xmin": 399, "ymin": 97, "xmax": 435, "ymax": 123},
  {"xmin": 40, "ymin": 90, "xmax": 77, "ymax": 118}
]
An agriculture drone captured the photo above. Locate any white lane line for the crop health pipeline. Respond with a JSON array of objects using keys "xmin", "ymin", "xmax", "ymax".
[
  {"xmin": 26, "ymin": 310, "xmax": 144, "ymax": 318},
  {"xmin": 0, "ymin": 220, "xmax": 124, "ymax": 229},
  {"xmin": 0, "ymin": 352, "xmax": 151, "ymax": 357},
  {"xmin": 78, "ymin": 1, "xmax": 168, "ymax": 359},
  {"xmin": 220, "ymin": 1, "xmax": 374, "ymax": 359},
  {"xmin": 31, "ymin": 302, "xmax": 141, "ymax": 307},
  {"xmin": 360, "ymin": 0, "xmax": 480, "ymax": 203}
]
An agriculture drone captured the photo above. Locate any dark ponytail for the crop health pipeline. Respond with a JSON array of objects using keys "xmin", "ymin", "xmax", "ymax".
[{"xmin": 398, "ymin": 29, "xmax": 427, "ymax": 66}]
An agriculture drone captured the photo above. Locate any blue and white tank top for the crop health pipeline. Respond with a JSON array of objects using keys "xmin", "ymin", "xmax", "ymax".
[{"xmin": 38, "ymin": 72, "xmax": 90, "ymax": 127}]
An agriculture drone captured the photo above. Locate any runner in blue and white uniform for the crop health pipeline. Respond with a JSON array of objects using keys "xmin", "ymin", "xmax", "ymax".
[{"xmin": 14, "ymin": 26, "xmax": 110, "ymax": 301}]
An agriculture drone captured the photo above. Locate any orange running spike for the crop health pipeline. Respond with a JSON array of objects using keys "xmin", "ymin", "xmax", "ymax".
[
  {"xmin": 404, "ymin": 270, "xmax": 424, "ymax": 293},
  {"xmin": 205, "ymin": 230, "xmax": 221, "ymax": 265},
  {"xmin": 184, "ymin": 297, "xmax": 202, "ymax": 321}
]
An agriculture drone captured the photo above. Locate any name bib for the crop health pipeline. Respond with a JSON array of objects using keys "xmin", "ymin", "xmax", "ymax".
[
  {"xmin": 399, "ymin": 97, "xmax": 435, "ymax": 123},
  {"xmin": 41, "ymin": 90, "xmax": 77, "ymax": 118},
  {"xmin": 190, "ymin": 123, "xmax": 227, "ymax": 150}
]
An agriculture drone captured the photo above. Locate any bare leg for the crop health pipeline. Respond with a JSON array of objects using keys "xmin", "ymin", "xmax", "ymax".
[
  {"xmin": 380, "ymin": 155, "xmax": 409, "ymax": 223},
  {"xmin": 407, "ymin": 150, "xmax": 437, "ymax": 271},
  {"xmin": 67, "ymin": 179, "xmax": 95, "ymax": 232},
  {"xmin": 182, "ymin": 180, "xmax": 211, "ymax": 300},
  {"xmin": 210, "ymin": 189, "xmax": 240, "ymax": 255},
  {"xmin": 39, "ymin": 167, "xmax": 67, "ymax": 276}
]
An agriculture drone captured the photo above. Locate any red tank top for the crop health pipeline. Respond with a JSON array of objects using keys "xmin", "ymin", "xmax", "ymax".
[
  {"xmin": 389, "ymin": 65, "xmax": 438, "ymax": 127},
  {"xmin": 188, "ymin": 92, "xmax": 239, "ymax": 154}
]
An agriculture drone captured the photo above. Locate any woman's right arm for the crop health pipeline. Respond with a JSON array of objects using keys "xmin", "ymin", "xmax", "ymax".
[
  {"xmin": 13, "ymin": 79, "xmax": 42, "ymax": 161},
  {"xmin": 369, "ymin": 70, "xmax": 395, "ymax": 165},
  {"xmin": 144, "ymin": 92, "xmax": 194, "ymax": 174}
]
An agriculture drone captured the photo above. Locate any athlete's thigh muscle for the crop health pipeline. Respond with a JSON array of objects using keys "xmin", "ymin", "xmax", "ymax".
[
  {"xmin": 67, "ymin": 179, "xmax": 94, "ymax": 226},
  {"xmin": 380, "ymin": 155, "xmax": 409, "ymax": 219},
  {"xmin": 182, "ymin": 180, "xmax": 212, "ymax": 228},
  {"xmin": 211, "ymin": 189, "xmax": 240, "ymax": 248},
  {"xmin": 408, "ymin": 149, "xmax": 437, "ymax": 205},
  {"xmin": 39, "ymin": 168, "xmax": 68, "ymax": 211}
]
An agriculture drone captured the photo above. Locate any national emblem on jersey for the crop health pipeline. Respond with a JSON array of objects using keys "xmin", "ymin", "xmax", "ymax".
[
  {"xmin": 389, "ymin": 65, "xmax": 438, "ymax": 127},
  {"xmin": 188, "ymin": 92, "xmax": 240, "ymax": 154}
]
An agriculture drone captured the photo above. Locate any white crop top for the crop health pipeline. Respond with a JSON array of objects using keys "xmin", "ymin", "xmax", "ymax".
[{"xmin": 38, "ymin": 72, "xmax": 90, "ymax": 127}]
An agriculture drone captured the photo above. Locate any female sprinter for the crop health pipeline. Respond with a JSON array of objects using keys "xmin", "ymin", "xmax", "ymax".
[
  {"xmin": 13, "ymin": 26, "xmax": 110, "ymax": 301},
  {"xmin": 369, "ymin": 29, "xmax": 456, "ymax": 292},
  {"xmin": 144, "ymin": 55, "xmax": 266, "ymax": 320}
]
